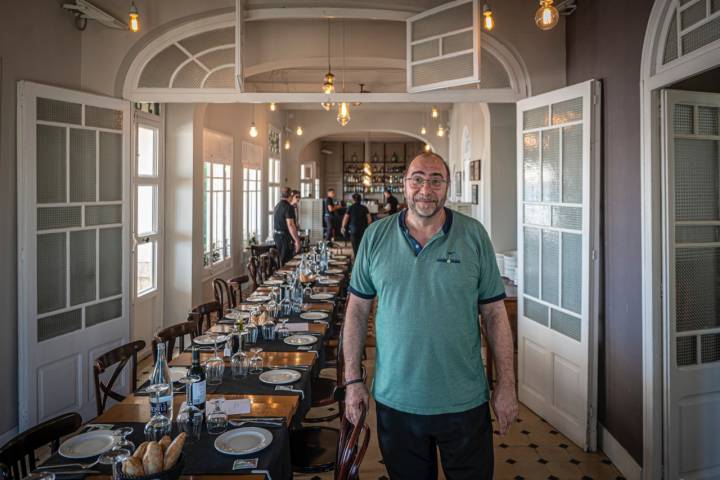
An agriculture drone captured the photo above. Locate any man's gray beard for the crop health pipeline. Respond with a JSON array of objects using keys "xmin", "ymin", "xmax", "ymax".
[{"xmin": 409, "ymin": 192, "xmax": 447, "ymax": 218}]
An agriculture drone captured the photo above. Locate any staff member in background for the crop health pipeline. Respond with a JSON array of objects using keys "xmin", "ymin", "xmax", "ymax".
[
  {"xmin": 383, "ymin": 189, "xmax": 399, "ymax": 215},
  {"xmin": 341, "ymin": 193, "xmax": 372, "ymax": 256},
  {"xmin": 272, "ymin": 187, "xmax": 301, "ymax": 264},
  {"xmin": 323, "ymin": 188, "xmax": 341, "ymax": 240}
]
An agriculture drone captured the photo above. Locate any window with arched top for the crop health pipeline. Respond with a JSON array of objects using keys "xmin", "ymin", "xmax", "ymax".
[{"xmin": 661, "ymin": 0, "xmax": 720, "ymax": 68}]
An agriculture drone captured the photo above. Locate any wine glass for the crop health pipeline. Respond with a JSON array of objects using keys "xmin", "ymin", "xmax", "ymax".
[
  {"xmin": 176, "ymin": 374, "xmax": 203, "ymax": 442},
  {"xmin": 231, "ymin": 351, "xmax": 249, "ymax": 378},
  {"xmin": 144, "ymin": 384, "xmax": 172, "ymax": 440},
  {"xmin": 249, "ymin": 347, "xmax": 264, "ymax": 374},
  {"xmin": 98, "ymin": 448, "xmax": 131, "ymax": 480},
  {"xmin": 206, "ymin": 398, "xmax": 228, "ymax": 435},
  {"xmin": 112, "ymin": 426, "xmax": 135, "ymax": 452}
]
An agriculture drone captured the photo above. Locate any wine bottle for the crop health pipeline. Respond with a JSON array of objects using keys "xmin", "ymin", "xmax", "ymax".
[
  {"xmin": 149, "ymin": 343, "xmax": 174, "ymax": 418},
  {"xmin": 188, "ymin": 346, "xmax": 207, "ymax": 410}
]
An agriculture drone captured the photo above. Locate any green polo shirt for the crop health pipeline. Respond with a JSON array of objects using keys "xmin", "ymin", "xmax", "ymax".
[{"xmin": 349, "ymin": 208, "xmax": 505, "ymax": 415}]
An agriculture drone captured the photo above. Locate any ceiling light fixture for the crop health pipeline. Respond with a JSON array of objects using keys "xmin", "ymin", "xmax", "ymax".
[
  {"xmin": 322, "ymin": 19, "xmax": 335, "ymax": 95},
  {"xmin": 63, "ymin": 0, "xmax": 126, "ymax": 30},
  {"xmin": 128, "ymin": 1, "xmax": 139, "ymax": 32},
  {"xmin": 353, "ymin": 83, "xmax": 369, "ymax": 107},
  {"xmin": 269, "ymin": 102, "xmax": 276, "ymax": 112},
  {"xmin": 421, "ymin": 126, "xmax": 427, "ymax": 135},
  {"xmin": 482, "ymin": 3, "xmax": 494, "ymax": 31},
  {"xmin": 535, "ymin": 0, "xmax": 559, "ymax": 30},
  {"xmin": 337, "ymin": 102, "xmax": 351, "ymax": 127},
  {"xmin": 424, "ymin": 144, "xmax": 432, "ymax": 152},
  {"xmin": 296, "ymin": 125, "xmax": 303, "ymax": 136},
  {"xmin": 249, "ymin": 104, "xmax": 258, "ymax": 138},
  {"xmin": 321, "ymin": 102, "xmax": 335, "ymax": 111},
  {"xmin": 431, "ymin": 106, "xmax": 438, "ymax": 119},
  {"xmin": 284, "ymin": 138, "xmax": 291, "ymax": 150},
  {"xmin": 436, "ymin": 123, "xmax": 445, "ymax": 137}
]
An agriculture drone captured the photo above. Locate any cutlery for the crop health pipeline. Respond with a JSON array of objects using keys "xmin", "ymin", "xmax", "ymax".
[
  {"xmin": 36, "ymin": 470, "xmax": 101, "ymax": 476},
  {"xmin": 275, "ymin": 385, "xmax": 305, "ymax": 399},
  {"xmin": 228, "ymin": 419, "xmax": 284, "ymax": 428},
  {"xmin": 37, "ymin": 459, "xmax": 100, "ymax": 470}
]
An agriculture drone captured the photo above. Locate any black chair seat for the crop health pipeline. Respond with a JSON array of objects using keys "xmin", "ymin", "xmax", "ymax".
[
  {"xmin": 290, "ymin": 427, "xmax": 339, "ymax": 473},
  {"xmin": 311, "ymin": 377, "xmax": 337, "ymax": 407}
]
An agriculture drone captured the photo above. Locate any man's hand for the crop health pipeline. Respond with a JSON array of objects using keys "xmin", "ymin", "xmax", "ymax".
[
  {"xmin": 294, "ymin": 240, "xmax": 301, "ymax": 253},
  {"xmin": 345, "ymin": 382, "xmax": 369, "ymax": 425},
  {"xmin": 491, "ymin": 381, "xmax": 518, "ymax": 435}
]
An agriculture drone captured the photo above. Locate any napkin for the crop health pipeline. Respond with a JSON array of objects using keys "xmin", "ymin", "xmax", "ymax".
[{"xmin": 286, "ymin": 322, "xmax": 309, "ymax": 332}]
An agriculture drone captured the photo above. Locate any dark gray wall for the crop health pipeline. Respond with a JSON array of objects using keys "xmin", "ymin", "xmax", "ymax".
[
  {"xmin": 565, "ymin": 0, "xmax": 655, "ymax": 464},
  {"xmin": 1, "ymin": 1, "xmax": 82, "ymax": 434}
]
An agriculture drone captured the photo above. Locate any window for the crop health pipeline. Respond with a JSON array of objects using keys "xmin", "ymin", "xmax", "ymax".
[
  {"xmin": 268, "ymin": 127, "xmax": 281, "ymax": 229},
  {"xmin": 243, "ymin": 167, "xmax": 261, "ymax": 243},
  {"xmin": 203, "ymin": 130, "xmax": 233, "ymax": 268},
  {"xmin": 135, "ymin": 124, "xmax": 160, "ymax": 296},
  {"xmin": 300, "ymin": 162, "xmax": 316, "ymax": 198}
]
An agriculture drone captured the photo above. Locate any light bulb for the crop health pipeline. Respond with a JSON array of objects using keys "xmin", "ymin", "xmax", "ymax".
[
  {"xmin": 320, "ymin": 102, "xmax": 333, "ymax": 111},
  {"xmin": 269, "ymin": 102, "xmax": 276, "ymax": 111},
  {"xmin": 284, "ymin": 139, "xmax": 291, "ymax": 150},
  {"xmin": 535, "ymin": 0, "xmax": 559, "ymax": 30},
  {"xmin": 436, "ymin": 124, "xmax": 445, "ymax": 137},
  {"xmin": 482, "ymin": 4, "xmax": 494, "ymax": 31},
  {"xmin": 128, "ymin": 2, "xmax": 140, "ymax": 32},
  {"xmin": 322, "ymin": 72, "xmax": 335, "ymax": 94},
  {"xmin": 249, "ymin": 123, "xmax": 258, "ymax": 138},
  {"xmin": 424, "ymin": 144, "xmax": 431, "ymax": 152},
  {"xmin": 337, "ymin": 102, "xmax": 351, "ymax": 127},
  {"xmin": 296, "ymin": 126, "xmax": 303, "ymax": 136},
  {"xmin": 431, "ymin": 106, "xmax": 438, "ymax": 118},
  {"xmin": 420, "ymin": 126, "xmax": 427, "ymax": 135}
]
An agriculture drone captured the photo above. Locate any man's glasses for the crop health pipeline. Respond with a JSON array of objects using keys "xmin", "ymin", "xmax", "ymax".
[{"xmin": 405, "ymin": 175, "xmax": 448, "ymax": 190}]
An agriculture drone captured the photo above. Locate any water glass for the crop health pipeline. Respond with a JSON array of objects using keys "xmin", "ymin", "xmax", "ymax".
[
  {"xmin": 231, "ymin": 351, "xmax": 249, "ymax": 378},
  {"xmin": 112, "ymin": 426, "xmax": 135, "ymax": 452},
  {"xmin": 98, "ymin": 447, "xmax": 131, "ymax": 480},
  {"xmin": 177, "ymin": 405, "xmax": 203, "ymax": 442},
  {"xmin": 204, "ymin": 357, "xmax": 225, "ymax": 386},
  {"xmin": 206, "ymin": 399, "xmax": 228, "ymax": 435},
  {"xmin": 144, "ymin": 384, "xmax": 172, "ymax": 440},
  {"xmin": 249, "ymin": 355, "xmax": 264, "ymax": 374}
]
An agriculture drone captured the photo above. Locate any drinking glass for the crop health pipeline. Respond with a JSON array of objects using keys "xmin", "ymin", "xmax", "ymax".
[
  {"xmin": 249, "ymin": 347, "xmax": 264, "ymax": 374},
  {"xmin": 231, "ymin": 351, "xmax": 249, "ymax": 378},
  {"xmin": 204, "ymin": 357, "xmax": 224, "ymax": 386},
  {"xmin": 22, "ymin": 472, "xmax": 55, "ymax": 480},
  {"xmin": 98, "ymin": 447, "xmax": 131, "ymax": 480},
  {"xmin": 206, "ymin": 399, "xmax": 228, "ymax": 435},
  {"xmin": 112, "ymin": 426, "xmax": 135, "ymax": 452},
  {"xmin": 144, "ymin": 384, "xmax": 172, "ymax": 440},
  {"xmin": 176, "ymin": 374, "xmax": 203, "ymax": 442}
]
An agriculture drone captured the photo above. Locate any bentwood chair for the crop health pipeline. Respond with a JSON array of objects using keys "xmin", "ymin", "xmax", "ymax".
[
  {"xmin": 259, "ymin": 253, "xmax": 274, "ymax": 280},
  {"xmin": 0, "ymin": 412, "xmax": 82, "ymax": 480},
  {"xmin": 152, "ymin": 321, "xmax": 198, "ymax": 362},
  {"xmin": 93, "ymin": 340, "xmax": 145, "ymax": 415},
  {"xmin": 247, "ymin": 256, "xmax": 263, "ymax": 290},
  {"xmin": 336, "ymin": 402, "xmax": 371, "ymax": 480},
  {"xmin": 190, "ymin": 300, "xmax": 223, "ymax": 334},
  {"xmin": 212, "ymin": 277, "xmax": 234, "ymax": 310},
  {"xmin": 228, "ymin": 274, "xmax": 250, "ymax": 305}
]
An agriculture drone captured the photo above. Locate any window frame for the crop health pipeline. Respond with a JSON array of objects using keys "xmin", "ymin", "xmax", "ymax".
[{"xmin": 202, "ymin": 129, "xmax": 234, "ymax": 272}]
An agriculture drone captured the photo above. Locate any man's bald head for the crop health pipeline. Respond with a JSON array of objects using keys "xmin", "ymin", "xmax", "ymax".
[{"xmin": 406, "ymin": 152, "xmax": 450, "ymax": 180}]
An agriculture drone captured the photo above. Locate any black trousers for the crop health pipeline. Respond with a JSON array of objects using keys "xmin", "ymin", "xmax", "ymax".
[
  {"xmin": 350, "ymin": 231, "xmax": 365, "ymax": 257},
  {"xmin": 324, "ymin": 215, "xmax": 334, "ymax": 241},
  {"xmin": 376, "ymin": 401, "xmax": 494, "ymax": 480},
  {"xmin": 273, "ymin": 233, "xmax": 293, "ymax": 265}
]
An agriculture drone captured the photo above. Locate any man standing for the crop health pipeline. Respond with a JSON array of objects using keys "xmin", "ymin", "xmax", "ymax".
[
  {"xmin": 343, "ymin": 153, "xmax": 517, "ymax": 480},
  {"xmin": 383, "ymin": 189, "xmax": 399, "ymax": 215},
  {"xmin": 323, "ymin": 188, "xmax": 341, "ymax": 240},
  {"xmin": 272, "ymin": 187, "xmax": 301, "ymax": 264}
]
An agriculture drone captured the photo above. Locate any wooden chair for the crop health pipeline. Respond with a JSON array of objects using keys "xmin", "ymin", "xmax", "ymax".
[
  {"xmin": 228, "ymin": 275, "xmax": 250, "ymax": 305},
  {"xmin": 259, "ymin": 253, "xmax": 274, "ymax": 280},
  {"xmin": 93, "ymin": 340, "xmax": 145, "ymax": 416},
  {"xmin": 152, "ymin": 321, "xmax": 198, "ymax": 362},
  {"xmin": 0, "ymin": 412, "xmax": 82, "ymax": 480},
  {"xmin": 213, "ymin": 277, "xmax": 234, "ymax": 310},
  {"xmin": 190, "ymin": 300, "xmax": 223, "ymax": 335},
  {"xmin": 336, "ymin": 402, "xmax": 371, "ymax": 480},
  {"xmin": 247, "ymin": 256, "xmax": 263, "ymax": 290},
  {"xmin": 268, "ymin": 248, "xmax": 281, "ymax": 272}
]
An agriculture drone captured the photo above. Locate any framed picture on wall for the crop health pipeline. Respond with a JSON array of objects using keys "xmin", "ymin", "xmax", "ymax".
[
  {"xmin": 472, "ymin": 184, "xmax": 479, "ymax": 204},
  {"xmin": 455, "ymin": 170, "xmax": 463, "ymax": 197},
  {"xmin": 469, "ymin": 161, "xmax": 477, "ymax": 181},
  {"xmin": 471, "ymin": 159, "xmax": 482, "ymax": 181}
]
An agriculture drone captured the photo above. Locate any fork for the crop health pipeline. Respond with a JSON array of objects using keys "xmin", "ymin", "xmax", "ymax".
[{"xmin": 37, "ymin": 458, "xmax": 100, "ymax": 470}]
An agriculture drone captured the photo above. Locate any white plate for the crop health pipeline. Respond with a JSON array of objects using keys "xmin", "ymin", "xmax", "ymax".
[
  {"xmin": 263, "ymin": 279, "xmax": 284, "ymax": 286},
  {"xmin": 286, "ymin": 261, "xmax": 300, "ymax": 266},
  {"xmin": 247, "ymin": 295, "xmax": 271, "ymax": 303},
  {"xmin": 309, "ymin": 293, "xmax": 334, "ymax": 301},
  {"xmin": 169, "ymin": 367, "xmax": 188, "ymax": 383},
  {"xmin": 258, "ymin": 369, "xmax": 302, "ymax": 385},
  {"xmin": 193, "ymin": 334, "xmax": 229, "ymax": 345},
  {"xmin": 300, "ymin": 311, "xmax": 329, "ymax": 320},
  {"xmin": 333, "ymin": 255, "xmax": 348, "ymax": 260},
  {"xmin": 324, "ymin": 268, "xmax": 343, "ymax": 274},
  {"xmin": 225, "ymin": 311, "xmax": 250, "ymax": 321},
  {"xmin": 317, "ymin": 278, "xmax": 339, "ymax": 285},
  {"xmin": 214, "ymin": 427, "xmax": 273, "ymax": 455},
  {"xmin": 59, "ymin": 431, "xmax": 119, "ymax": 459},
  {"xmin": 329, "ymin": 261, "xmax": 346, "ymax": 266},
  {"xmin": 284, "ymin": 334, "xmax": 318, "ymax": 346}
]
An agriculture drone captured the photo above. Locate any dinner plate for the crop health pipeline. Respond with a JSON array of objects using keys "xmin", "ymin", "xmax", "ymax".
[
  {"xmin": 324, "ymin": 268, "xmax": 343, "ymax": 274},
  {"xmin": 263, "ymin": 279, "xmax": 284, "ymax": 286},
  {"xmin": 247, "ymin": 295, "xmax": 271, "ymax": 303},
  {"xmin": 317, "ymin": 278, "xmax": 339, "ymax": 285},
  {"xmin": 214, "ymin": 427, "xmax": 273, "ymax": 455},
  {"xmin": 329, "ymin": 261, "xmax": 346, "ymax": 266},
  {"xmin": 225, "ymin": 310, "xmax": 250, "ymax": 321},
  {"xmin": 285, "ymin": 261, "xmax": 300, "ymax": 267},
  {"xmin": 333, "ymin": 255, "xmax": 349, "ymax": 260},
  {"xmin": 59, "ymin": 431, "xmax": 119, "ymax": 459},
  {"xmin": 169, "ymin": 367, "xmax": 189, "ymax": 383},
  {"xmin": 284, "ymin": 334, "xmax": 318, "ymax": 346},
  {"xmin": 309, "ymin": 293, "xmax": 334, "ymax": 301},
  {"xmin": 193, "ymin": 334, "xmax": 229, "ymax": 345},
  {"xmin": 258, "ymin": 369, "xmax": 302, "ymax": 385},
  {"xmin": 300, "ymin": 311, "xmax": 329, "ymax": 320}
]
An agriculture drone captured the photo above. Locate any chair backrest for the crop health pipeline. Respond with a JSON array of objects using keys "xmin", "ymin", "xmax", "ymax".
[
  {"xmin": 228, "ymin": 275, "xmax": 249, "ymax": 305},
  {"xmin": 152, "ymin": 321, "xmax": 198, "ymax": 362},
  {"xmin": 212, "ymin": 277, "xmax": 234, "ymax": 309},
  {"xmin": 267, "ymin": 248, "xmax": 281, "ymax": 271},
  {"xmin": 190, "ymin": 300, "xmax": 222, "ymax": 334},
  {"xmin": 335, "ymin": 403, "xmax": 371, "ymax": 480},
  {"xmin": 93, "ymin": 340, "xmax": 145, "ymax": 416},
  {"xmin": 0, "ymin": 412, "xmax": 82, "ymax": 480},
  {"xmin": 259, "ymin": 253, "xmax": 274, "ymax": 279},
  {"xmin": 247, "ymin": 256, "xmax": 262, "ymax": 290}
]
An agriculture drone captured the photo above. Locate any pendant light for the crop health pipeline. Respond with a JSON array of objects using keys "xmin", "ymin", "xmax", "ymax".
[
  {"xmin": 321, "ymin": 101, "xmax": 335, "ymax": 111},
  {"xmin": 269, "ymin": 102, "xmax": 277, "ymax": 112},
  {"xmin": 336, "ymin": 21, "xmax": 351, "ymax": 127},
  {"xmin": 420, "ymin": 111, "xmax": 427, "ymax": 135},
  {"xmin": 322, "ymin": 19, "xmax": 335, "ymax": 95},
  {"xmin": 248, "ymin": 104, "xmax": 258, "ymax": 138},
  {"xmin": 535, "ymin": 0, "xmax": 559, "ymax": 30},
  {"xmin": 284, "ymin": 138, "xmax": 291, "ymax": 150},
  {"xmin": 482, "ymin": 3, "xmax": 494, "ymax": 31},
  {"xmin": 421, "ymin": 125, "xmax": 427, "ymax": 135},
  {"xmin": 424, "ymin": 144, "xmax": 432, "ymax": 152},
  {"xmin": 436, "ymin": 123, "xmax": 445, "ymax": 137},
  {"xmin": 296, "ymin": 125, "xmax": 303, "ymax": 136},
  {"xmin": 128, "ymin": 1, "xmax": 140, "ymax": 32},
  {"xmin": 431, "ymin": 106, "xmax": 438, "ymax": 119}
]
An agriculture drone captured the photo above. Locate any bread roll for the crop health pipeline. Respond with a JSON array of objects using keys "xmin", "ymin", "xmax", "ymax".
[
  {"xmin": 122, "ymin": 456, "xmax": 145, "ymax": 477},
  {"xmin": 163, "ymin": 432, "xmax": 187, "ymax": 470},
  {"xmin": 133, "ymin": 441, "xmax": 149, "ymax": 459},
  {"xmin": 158, "ymin": 435, "xmax": 172, "ymax": 453},
  {"xmin": 142, "ymin": 441, "xmax": 163, "ymax": 475}
]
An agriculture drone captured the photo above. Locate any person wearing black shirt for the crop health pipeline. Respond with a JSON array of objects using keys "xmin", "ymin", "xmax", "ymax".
[
  {"xmin": 323, "ymin": 188, "xmax": 341, "ymax": 240},
  {"xmin": 384, "ymin": 189, "xmax": 399, "ymax": 214},
  {"xmin": 272, "ymin": 187, "xmax": 301, "ymax": 264},
  {"xmin": 341, "ymin": 193, "xmax": 372, "ymax": 256}
]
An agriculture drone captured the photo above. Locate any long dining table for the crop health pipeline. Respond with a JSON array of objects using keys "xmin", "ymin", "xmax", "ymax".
[{"xmin": 39, "ymin": 252, "xmax": 351, "ymax": 480}]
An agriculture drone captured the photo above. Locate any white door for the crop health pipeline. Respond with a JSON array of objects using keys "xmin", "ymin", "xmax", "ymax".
[
  {"xmin": 516, "ymin": 80, "xmax": 601, "ymax": 450},
  {"xmin": 662, "ymin": 89, "xmax": 720, "ymax": 480},
  {"xmin": 17, "ymin": 82, "xmax": 131, "ymax": 429},
  {"xmin": 131, "ymin": 110, "xmax": 164, "ymax": 356}
]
